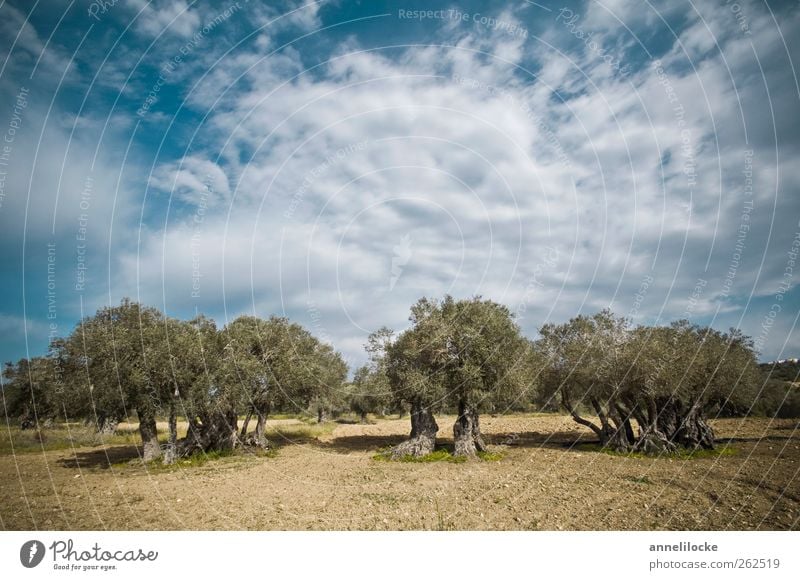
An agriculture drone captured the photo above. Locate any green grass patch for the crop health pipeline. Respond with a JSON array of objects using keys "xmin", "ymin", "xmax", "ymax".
[
  {"xmin": 402, "ymin": 449, "xmax": 467, "ymax": 463},
  {"xmin": 624, "ymin": 475, "xmax": 653, "ymax": 485},
  {"xmin": 373, "ymin": 447, "xmax": 504, "ymax": 463},
  {"xmin": 477, "ymin": 450, "xmax": 505, "ymax": 461},
  {"xmin": 372, "ymin": 448, "xmax": 464, "ymax": 462},
  {"xmin": 165, "ymin": 449, "xmax": 234, "ymax": 468}
]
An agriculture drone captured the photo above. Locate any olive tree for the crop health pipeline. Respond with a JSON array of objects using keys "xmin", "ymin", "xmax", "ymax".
[
  {"xmin": 67, "ymin": 299, "xmax": 168, "ymax": 461},
  {"xmin": 539, "ymin": 310, "xmax": 761, "ymax": 454},
  {"xmin": 348, "ymin": 328, "xmax": 393, "ymax": 423},
  {"xmin": 625, "ymin": 323, "xmax": 760, "ymax": 451},
  {"xmin": 306, "ymin": 342, "xmax": 348, "ymax": 423},
  {"xmin": 2, "ymin": 355, "xmax": 62, "ymax": 430},
  {"xmin": 381, "ymin": 296, "xmax": 535, "ymax": 458},
  {"xmin": 382, "ymin": 300, "xmax": 448, "ymax": 458},
  {"xmin": 348, "ymin": 365, "xmax": 391, "ymax": 423},
  {"xmin": 220, "ymin": 315, "xmax": 347, "ymax": 446},
  {"xmin": 438, "ymin": 297, "xmax": 534, "ymax": 457},
  {"xmin": 146, "ymin": 315, "xmax": 227, "ymax": 462},
  {"xmin": 537, "ymin": 310, "xmax": 632, "ymax": 451}
]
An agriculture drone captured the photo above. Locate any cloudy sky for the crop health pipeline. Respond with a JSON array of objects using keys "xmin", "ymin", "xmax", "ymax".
[{"xmin": 0, "ymin": 0, "xmax": 798, "ymax": 369}]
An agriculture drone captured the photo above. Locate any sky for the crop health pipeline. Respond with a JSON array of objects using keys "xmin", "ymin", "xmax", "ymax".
[{"xmin": 0, "ymin": 0, "xmax": 798, "ymax": 370}]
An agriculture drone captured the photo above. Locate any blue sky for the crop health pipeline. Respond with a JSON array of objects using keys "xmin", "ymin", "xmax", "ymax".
[{"xmin": 0, "ymin": 0, "xmax": 799, "ymax": 369}]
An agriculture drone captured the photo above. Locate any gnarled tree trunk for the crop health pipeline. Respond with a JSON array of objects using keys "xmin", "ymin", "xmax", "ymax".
[
  {"xmin": 672, "ymin": 401, "xmax": 715, "ymax": 450},
  {"xmin": 657, "ymin": 398, "xmax": 714, "ymax": 450},
  {"xmin": 248, "ymin": 402, "xmax": 271, "ymax": 449},
  {"xmin": 599, "ymin": 422, "xmax": 632, "ymax": 452},
  {"xmin": 591, "ymin": 397, "xmax": 632, "ymax": 452},
  {"xmin": 677, "ymin": 411, "xmax": 715, "ymax": 450},
  {"xmin": 18, "ymin": 406, "xmax": 35, "ymax": 430},
  {"xmin": 632, "ymin": 397, "xmax": 677, "ymax": 454},
  {"xmin": 391, "ymin": 399, "xmax": 438, "ymax": 459},
  {"xmin": 240, "ymin": 403, "xmax": 271, "ymax": 448},
  {"xmin": 614, "ymin": 404, "xmax": 636, "ymax": 446},
  {"xmin": 453, "ymin": 400, "xmax": 487, "ymax": 457},
  {"xmin": 562, "ymin": 392, "xmax": 636, "ymax": 452},
  {"xmin": 163, "ymin": 404, "xmax": 179, "ymax": 465},
  {"xmin": 179, "ymin": 407, "xmax": 239, "ymax": 456},
  {"xmin": 240, "ymin": 411, "xmax": 252, "ymax": 439},
  {"xmin": 137, "ymin": 409, "xmax": 161, "ymax": 462},
  {"xmin": 95, "ymin": 414, "xmax": 119, "ymax": 435},
  {"xmin": 562, "ymin": 393, "xmax": 603, "ymax": 444},
  {"xmin": 634, "ymin": 426, "xmax": 677, "ymax": 454}
]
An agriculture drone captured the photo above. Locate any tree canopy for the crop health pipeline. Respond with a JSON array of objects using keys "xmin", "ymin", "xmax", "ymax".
[{"xmin": 1, "ymin": 296, "xmax": 771, "ymax": 461}]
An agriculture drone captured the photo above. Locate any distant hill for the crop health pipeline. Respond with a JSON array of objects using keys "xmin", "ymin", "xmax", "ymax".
[
  {"xmin": 759, "ymin": 359, "xmax": 800, "ymax": 383},
  {"xmin": 752, "ymin": 359, "xmax": 800, "ymax": 418}
]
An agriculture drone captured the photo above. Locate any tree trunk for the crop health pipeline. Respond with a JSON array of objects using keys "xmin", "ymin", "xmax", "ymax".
[
  {"xmin": 633, "ymin": 397, "xmax": 677, "ymax": 454},
  {"xmin": 207, "ymin": 408, "xmax": 239, "ymax": 451},
  {"xmin": 96, "ymin": 415, "xmax": 119, "ymax": 435},
  {"xmin": 163, "ymin": 405, "xmax": 178, "ymax": 465},
  {"xmin": 453, "ymin": 400, "xmax": 487, "ymax": 457},
  {"xmin": 599, "ymin": 403, "xmax": 633, "ymax": 452},
  {"xmin": 615, "ymin": 404, "xmax": 636, "ymax": 445},
  {"xmin": 561, "ymin": 392, "xmax": 603, "ymax": 440},
  {"xmin": 634, "ymin": 425, "xmax": 677, "ymax": 454},
  {"xmin": 240, "ymin": 411, "xmax": 252, "ymax": 438},
  {"xmin": 240, "ymin": 402, "xmax": 269, "ymax": 448},
  {"xmin": 650, "ymin": 397, "xmax": 715, "ymax": 450},
  {"xmin": 672, "ymin": 401, "xmax": 715, "ymax": 450},
  {"xmin": 137, "ymin": 410, "xmax": 161, "ymax": 462},
  {"xmin": 317, "ymin": 407, "xmax": 328, "ymax": 423},
  {"xmin": 178, "ymin": 407, "xmax": 238, "ymax": 456},
  {"xmin": 600, "ymin": 423, "xmax": 632, "ymax": 452},
  {"xmin": 360, "ymin": 411, "xmax": 368, "ymax": 424},
  {"xmin": 250, "ymin": 411, "xmax": 269, "ymax": 448},
  {"xmin": 391, "ymin": 400, "xmax": 438, "ymax": 459},
  {"xmin": 18, "ymin": 406, "xmax": 35, "ymax": 430}
]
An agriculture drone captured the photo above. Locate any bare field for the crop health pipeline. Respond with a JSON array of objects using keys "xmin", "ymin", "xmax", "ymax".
[{"xmin": 1, "ymin": 415, "xmax": 798, "ymax": 530}]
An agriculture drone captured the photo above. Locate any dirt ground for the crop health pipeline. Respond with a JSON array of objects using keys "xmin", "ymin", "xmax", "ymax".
[{"xmin": 1, "ymin": 415, "xmax": 798, "ymax": 530}]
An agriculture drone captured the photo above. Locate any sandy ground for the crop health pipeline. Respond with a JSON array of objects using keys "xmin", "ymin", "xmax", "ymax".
[{"xmin": 1, "ymin": 415, "xmax": 798, "ymax": 530}]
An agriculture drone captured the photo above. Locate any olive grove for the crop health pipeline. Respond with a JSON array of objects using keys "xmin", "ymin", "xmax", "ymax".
[
  {"xmin": 536, "ymin": 310, "xmax": 762, "ymax": 453},
  {"xmin": 1, "ymin": 296, "xmax": 770, "ymax": 463},
  {"xmin": 1, "ymin": 300, "xmax": 349, "ymax": 463}
]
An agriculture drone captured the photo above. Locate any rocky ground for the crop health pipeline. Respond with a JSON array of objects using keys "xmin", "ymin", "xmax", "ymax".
[{"xmin": 1, "ymin": 414, "xmax": 798, "ymax": 530}]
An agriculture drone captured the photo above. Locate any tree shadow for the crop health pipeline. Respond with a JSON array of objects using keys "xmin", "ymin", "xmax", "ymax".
[
  {"xmin": 311, "ymin": 430, "xmax": 597, "ymax": 455},
  {"xmin": 717, "ymin": 435, "xmax": 797, "ymax": 444},
  {"xmin": 57, "ymin": 445, "xmax": 142, "ymax": 469},
  {"xmin": 313, "ymin": 434, "xmax": 408, "ymax": 454},
  {"xmin": 484, "ymin": 430, "xmax": 598, "ymax": 450}
]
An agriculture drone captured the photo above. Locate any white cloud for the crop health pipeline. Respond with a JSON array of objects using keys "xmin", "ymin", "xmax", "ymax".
[
  {"xmin": 149, "ymin": 155, "xmax": 231, "ymax": 207},
  {"xmin": 4, "ymin": 0, "xmax": 793, "ymax": 365},
  {"xmin": 130, "ymin": 0, "xmax": 202, "ymax": 39},
  {"xmin": 115, "ymin": 3, "xmax": 799, "ymax": 360}
]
